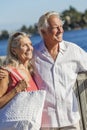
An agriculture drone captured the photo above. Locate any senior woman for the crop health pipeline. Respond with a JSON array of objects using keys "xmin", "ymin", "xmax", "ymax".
[
  {"xmin": 0, "ymin": 32, "xmax": 45, "ymax": 130},
  {"xmin": 0, "ymin": 32, "xmax": 38, "ymax": 107}
]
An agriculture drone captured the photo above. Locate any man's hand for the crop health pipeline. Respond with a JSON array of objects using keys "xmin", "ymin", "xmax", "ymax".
[{"xmin": 0, "ymin": 67, "xmax": 8, "ymax": 80}]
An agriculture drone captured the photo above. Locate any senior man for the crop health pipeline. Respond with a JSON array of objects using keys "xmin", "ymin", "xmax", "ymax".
[{"xmin": 33, "ymin": 11, "xmax": 87, "ymax": 130}]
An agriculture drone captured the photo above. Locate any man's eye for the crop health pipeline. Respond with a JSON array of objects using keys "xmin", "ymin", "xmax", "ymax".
[
  {"xmin": 51, "ymin": 25, "xmax": 63, "ymax": 30},
  {"xmin": 50, "ymin": 27, "xmax": 57, "ymax": 31},
  {"xmin": 52, "ymin": 27, "xmax": 57, "ymax": 29}
]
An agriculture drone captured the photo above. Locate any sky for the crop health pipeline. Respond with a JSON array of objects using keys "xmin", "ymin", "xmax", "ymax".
[{"xmin": 0, "ymin": 0, "xmax": 87, "ymax": 32}]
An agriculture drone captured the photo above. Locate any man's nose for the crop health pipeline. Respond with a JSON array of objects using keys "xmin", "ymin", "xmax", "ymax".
[{"xmin": 57, "ymin": 26, "xmax": 64, "ymax": 33}]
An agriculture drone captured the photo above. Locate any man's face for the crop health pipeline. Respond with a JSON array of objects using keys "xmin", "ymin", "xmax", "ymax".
[{"xmin": 45, "ymin": 15, "xmax": 64, "ymax": 43}]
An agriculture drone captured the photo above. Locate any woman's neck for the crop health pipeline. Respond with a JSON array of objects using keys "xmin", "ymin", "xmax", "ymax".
[{"xmin": 18, "ymin": 63, "xmax": 28, "ymax": 71}]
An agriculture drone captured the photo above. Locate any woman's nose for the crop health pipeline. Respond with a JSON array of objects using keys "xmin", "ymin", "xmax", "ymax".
[{"xmin": 27, "ymin": 45, "xmax": 33, "ymax": 51}]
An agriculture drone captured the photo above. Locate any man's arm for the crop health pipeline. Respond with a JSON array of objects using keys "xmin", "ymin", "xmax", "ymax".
[
  {"xmin": 0, "ymin": 69, "xmax": 9, "ymax": 97},
  {"xmin": 0, "ymin": 68, "xmax": 27, "ymax": 108},
  {"xmin": 0, "ymin": 80, "xmax": 27, "ymax": 108}
]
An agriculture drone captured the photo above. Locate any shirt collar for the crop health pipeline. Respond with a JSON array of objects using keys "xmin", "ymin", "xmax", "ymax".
[
  {"xmin": 59, "ymin": 40, "xmax": 67, "ymax": 54},
  {"xmin": 39, "ymin": 40, "xmax": 67, "ymax": 54}
]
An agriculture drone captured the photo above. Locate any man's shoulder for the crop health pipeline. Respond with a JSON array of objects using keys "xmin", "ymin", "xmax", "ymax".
[
  {"xmin": 33, "ymin": 43, "xmax": 41, "ymax": 50},
  {"xmin": 63, "ymin": 40, "xmax": 86, "ymax": 54},
  {"xmin": 33, "ymin": 40, "xmax": 44, "ymax": 51},
  {"xmin": 63, "ymin": 40, "xmax": 80, "ymax": 48}
]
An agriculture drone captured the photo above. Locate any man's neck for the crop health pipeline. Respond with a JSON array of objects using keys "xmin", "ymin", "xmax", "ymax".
[{"xmin": 45, "ymin": 42, "xmax": 60, "ymax": 60}]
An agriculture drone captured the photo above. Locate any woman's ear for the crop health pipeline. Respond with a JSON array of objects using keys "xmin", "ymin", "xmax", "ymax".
[{"xmin": 11, "ymin": 48, "xmax": 17, "ymax": 56}]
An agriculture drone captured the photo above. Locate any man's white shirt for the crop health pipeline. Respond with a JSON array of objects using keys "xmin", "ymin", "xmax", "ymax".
[{"xmin": 33, "ymin": 40, "xmax": 87, "ymax": 127}]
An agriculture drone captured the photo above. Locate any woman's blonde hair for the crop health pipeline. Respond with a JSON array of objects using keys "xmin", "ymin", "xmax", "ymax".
[{"xmin": 4, "ymin": 32, "xmax": 34, "ymax": 75}]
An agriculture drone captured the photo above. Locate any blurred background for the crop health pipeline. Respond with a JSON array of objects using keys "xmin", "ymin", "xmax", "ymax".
[{"xmin": 0, "ymin": 0, "xmax": 87, "ymax": 56}]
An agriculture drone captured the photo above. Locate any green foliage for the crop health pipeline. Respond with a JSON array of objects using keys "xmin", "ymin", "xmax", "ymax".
[
  {"xmin": 20, "ymin": 24, "xmax": 38, "ymax": 35},
  {"xmin": 0, "ymin": 30, "xmax": 9, "ymax": 40},
  {"xmin": 62, "ymin": 6, "xmax": 87, "ymax": 30}
]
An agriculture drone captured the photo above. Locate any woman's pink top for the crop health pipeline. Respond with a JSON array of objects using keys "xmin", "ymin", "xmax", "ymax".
[{"xmin": 6, "ymin": 68, "xmax": 38, "ymax": 93}]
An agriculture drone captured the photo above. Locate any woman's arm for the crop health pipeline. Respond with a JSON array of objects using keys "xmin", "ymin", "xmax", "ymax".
[
  {"xmin": 0, "ymin": 68, "xmax": 27, "ymax": 108},
  {"xmin": 0, "ymin": 80, "xmax": 27, "ymax": 108}
]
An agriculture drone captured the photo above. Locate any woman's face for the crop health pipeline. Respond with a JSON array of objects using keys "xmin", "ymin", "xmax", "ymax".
[{"xmin": 14, "ymin": 36, "xmax": 33, "ymax": 63}]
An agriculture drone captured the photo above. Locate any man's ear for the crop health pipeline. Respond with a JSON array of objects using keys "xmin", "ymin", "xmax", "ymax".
[{"xmin": 41, "ymin": 29, "xmax": 46, "ymax": 35}]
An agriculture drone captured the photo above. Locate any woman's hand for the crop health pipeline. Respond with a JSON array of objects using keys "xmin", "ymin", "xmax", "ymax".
[
  {"xmin": 15, "ymin": 80, "xmax": 27, "ymax": 93},
  {"xmin": 0, "ymin": 67, "xmax": 9, "ymax": 97}
]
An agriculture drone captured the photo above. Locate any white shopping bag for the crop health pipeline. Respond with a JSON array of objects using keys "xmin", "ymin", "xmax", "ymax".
[{"xmin": 0, "ymin": 90, "xmax": 46, "ymax": 130}]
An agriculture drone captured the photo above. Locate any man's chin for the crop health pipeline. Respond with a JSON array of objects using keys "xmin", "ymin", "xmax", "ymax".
[
  {"xmin": 55, "ymin": 39, "xmax": 63, "ymax": 43},
  {"xmin": 54, "ymin": 36, "xmax": 63, "ymax": 42}
]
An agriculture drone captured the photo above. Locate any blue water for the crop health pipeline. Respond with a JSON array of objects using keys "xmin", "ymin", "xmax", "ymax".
[{"xmin": 0, "ymin": 29, "xmax": 87, "ymax": 56}]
